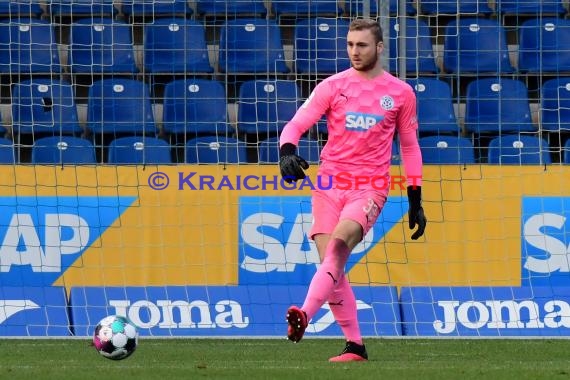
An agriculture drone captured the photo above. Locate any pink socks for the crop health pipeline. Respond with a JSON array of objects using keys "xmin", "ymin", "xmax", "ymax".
[
  {"xmin": 301, "ymin": 237, "xmax": 362, "ymax": 344},
  {"xmin": 328, "ymin": 274, "xmax": 362, "ymax": 345},
  {"xmin": 301, "ymin": 238, "xmax": 351, "ymax": 320}
]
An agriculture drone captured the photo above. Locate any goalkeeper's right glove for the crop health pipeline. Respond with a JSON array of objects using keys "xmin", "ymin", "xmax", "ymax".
[{"xmin": 279, "ymin": 143, "xmax": 309, "ymax": 183}]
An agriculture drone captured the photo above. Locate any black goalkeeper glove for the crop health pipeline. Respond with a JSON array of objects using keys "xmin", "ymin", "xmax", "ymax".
[
  {"xmin": 279, "ymin": 143, "xmax": 309, "ymax": 183},
  {"xmin": 407, "ymin": 186, "xmax": 427, "ymax": 240}
]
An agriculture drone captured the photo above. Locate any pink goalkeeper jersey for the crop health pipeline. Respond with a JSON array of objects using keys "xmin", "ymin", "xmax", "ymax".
[{"xmin": 280, "ymin": 68, "xmax": 422, "ymax": 187}]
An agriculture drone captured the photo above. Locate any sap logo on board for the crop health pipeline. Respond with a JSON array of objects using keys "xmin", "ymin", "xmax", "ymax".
[
  {"xmin": 523, "ymin": 212, "xmax": 570, "ymax": 272},
  {"xmin": 108, "ymin": 299, "xmax": 249, "ymax": 329},
  {"xmin": 238, "ymin": 196, "xmax": 407, "ymax": 285},
  {"xmin": 345, "ymin": 112, "xmax": 384, "ymax": 131},
  {"xmin": 521, "ymin": 197, "xmax": 570, "ymax": 285},
  {"xmin": 433, "ymin": 299, "xmax": 570, "ymax": 334},
  {"xmin": 0, "ymin": 196, "xmax": 136, "ymax": 286}
]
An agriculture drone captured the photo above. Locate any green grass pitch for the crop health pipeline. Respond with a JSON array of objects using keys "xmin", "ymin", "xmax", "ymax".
[{"xmin": 2, "ymin": 338, "xmax": 570, "ymax": 380}]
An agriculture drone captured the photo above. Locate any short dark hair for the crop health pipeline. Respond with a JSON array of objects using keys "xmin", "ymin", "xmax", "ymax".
[{"xmin": 349, "ymin": 19, "xmax": 383, "ymax": 43}]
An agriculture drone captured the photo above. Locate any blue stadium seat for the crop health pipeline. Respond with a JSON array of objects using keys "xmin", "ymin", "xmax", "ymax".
[
  {"xmin": 219, "ymin": 18, "xmax": 289, "ymax": 74},
  {"xmin": 49, "ymin": 1, "xmax": 117, "ymax": 17},
  {"xmin": 419, "ymin": 135, "xmax": 476, "ymax": 164},
  {"xmin": 162, "ymin": 79, "xmax": 228, "ymax": 137},
  {"xmin": 196, "ymin": 0, "xmax": 267, "ymax": 17},
  {"xmin": 443, "ymin": 18, "xmax": 514, "ymax": 74},
  {"xmin": 487, "ymin": 135, "xmax": 552, "ymax": 165},
  {"xmin": 464, "ymin": 78, "xmax": 535, "ymax": 134},
  {"xmin": 406, "ymin": 78, "xmax": 460, "ymax": 135},
  {"xmin": 391, "ymin": 139, "xmax": 400, "ymax": 165},
  {"xmin": 87, "ymin": 79, "xmax": 156, "ymax": 136},
  {"xmin": 69, "ymin": 18, "xmax": 138, "ymax": 75},
  {"xmin": 346, "ymin": 0, "xmax": 416, "ymax": 16},
  {"xmin": 31, "ymin": 136, "xmax": 97, "ymax": 164},
  {"xmin": 271, "ymin": 1, "xmax": 342, "ymax": 18},
  {"xmin": 518, "ymin": 17, "xmax": 570, "ymax": 74},
  {"xmin": 0, "ymin": 2, "xmax": 43, "ymax": 18},
  {"xmin": 420, "ymin": 0, "xmax": 492, "ymax": 15},
  {"xmin": 294, "ymin": 18, "xmax": 351, "ymax": 75},
  {"xmin": 0, "ymin": 18, "xmax": 61, "ymax": 75},
  {"xmin": 564, "ymin": 139, "xmax": 570, "ymax": 164},
  {"xmin": 185, "ymin": 136, "xmax": 247, "ymax": 164},
  {"xmin": 144, "ymin": 18, "xmax": 213, "ymax": 74},
  {"xmin": 122, "ymin": 0, "xmax": 193, "ymax": 18},
  {"xmin": 315, "ymin": 116, "xmax": 328, "ymax": 135},
  {"xmin": 496, "ymin": 0, "xmax": 566, "ymax": 16},
  {"xmin": 389, "ymin": 17, "xmax": 438, "ymax": 75},
  {"xmin": 0, "ymin": 108, "xmax": 6, "ymax": 135},
  {"xmin": 0, "ymin": 137, "xmax": 15, "ymax": 164},
  {"xmin": 258, "ymin": 137, "xmax": 321, "ymax": 163},
  {"xmin": 107, "ymin": 136, "xmax": 172, "ymax": 164},
  {"xmin": 541, "ymin": 77, "xmax": 570, "ymax": 133},
  {"xmin": 12, "ymin": 79, "xmax": 83, "ymax": 137},
  {"xmin": 237, "ymin": 80, "xmax": 301, "ymax": 137}
]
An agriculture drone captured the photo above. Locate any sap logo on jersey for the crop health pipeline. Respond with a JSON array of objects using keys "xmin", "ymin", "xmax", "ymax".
[
  {"xmin": 345, "ymin": 112, "xmax": 384, "ymax": 131},
  {"xmin": 0, "ymin": 196, "xmax": 136, "ymax": 286},
  {"xmin": 238, "ymin": 196, "xmax": 407, "ymax": 285},
  {"xmin": 521, "ymin": 197, "xmax": 570, "ymax": 286}
]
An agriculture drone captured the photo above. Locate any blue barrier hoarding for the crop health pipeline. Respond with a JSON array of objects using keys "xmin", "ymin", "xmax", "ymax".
[
  {"xmin": 401, "ymin": 286, "xmax": 570, "ymax": 336},
  {"xmin": 0, "ymin": 286, "xmax": 70, "ymax": 336},
  {"xmin": 70, "ymin": 285, "xmax": 401, "ymax": 337}
]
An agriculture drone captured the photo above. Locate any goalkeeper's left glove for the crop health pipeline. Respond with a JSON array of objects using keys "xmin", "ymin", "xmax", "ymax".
[{"xmin": 407, "ymin": 186, "xmax": 427, "ymax": 240}]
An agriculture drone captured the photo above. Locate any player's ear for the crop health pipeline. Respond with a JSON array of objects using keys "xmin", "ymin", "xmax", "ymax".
[{"xmin": 377, "ymin": 41, "xmax": 384, "ymax": 52}]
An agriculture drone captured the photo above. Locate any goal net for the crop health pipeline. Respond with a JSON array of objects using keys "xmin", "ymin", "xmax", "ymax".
[{"xmin": 1, "ymin": 0, "xmax": 570, "ymax": 338}]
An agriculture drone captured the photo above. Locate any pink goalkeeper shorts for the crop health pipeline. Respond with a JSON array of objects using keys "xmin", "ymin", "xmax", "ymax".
[{"xmin": 309, "ymin": 187, "xmax": 388, "ymax": 239}]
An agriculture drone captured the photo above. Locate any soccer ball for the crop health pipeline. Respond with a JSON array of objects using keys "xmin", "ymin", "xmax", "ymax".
[{"xmin": 93, "ymin": 315, "xmax": 138, "ymax": 360}]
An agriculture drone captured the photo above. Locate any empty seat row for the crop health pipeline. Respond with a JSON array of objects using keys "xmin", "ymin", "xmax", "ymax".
[
  {"xmin": 7, "ymin": 77, "xmax": 302, "ymax": 139},
  {"xmin": 186, "ymin": 135, "xmax": 323, "ymax": 164},
  {"xmin": 10, "ymin": 78, "xmax": 154, "ymax": 137},
  {"xmin": 411, "ymin": 76, "xmax": 570, "ymax": 136},
  {"xmin": 7, "ymin": 76, "xmax": 570, "ymax": 139},
  {"xmin": 393, "ymin": 16, "xmax": 570, "ymax": 75},
  {"xmin": 2, "ymin": 1, "xmax": 416, "ymax": 20},
  {"xmin": 2, "ymin": 134, "xmax": 563, "ymax": 165},
  {"xmin": 3, "ymin": 16, "xmax": 570, "ymax": 76},
  {"xmin": 0, "ymin": 17, "xmax": 347, "ymax": 75},
  {"xmin": 0, "ymin": 135, "xmax": 172, "ymax": 164},
  {"xmin": 8, "ymin": 1, "xmax": 569, "ymax": 20},
  {"xmin": 420, "ymin": 0, "xmax": 566, "ymax": 16},
  {"xmin": 0, "ymin": 1, "xmax": 194, "ymax": 19},
  {"xmin": 0, "ymin": 135, "xmax": 322, "ymax": 165},
  {"xmin": 401, "ymin": 134, "xmax": 555, "ymax": 165},
  {"xmin": 189, "ymin": 0, "xmax": 566, "ymax": 19}
]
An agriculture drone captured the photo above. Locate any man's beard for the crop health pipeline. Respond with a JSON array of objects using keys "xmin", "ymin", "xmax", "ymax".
[{"xmin": 353, "ymin": 54, "xmax": 378, "ymax": 72}]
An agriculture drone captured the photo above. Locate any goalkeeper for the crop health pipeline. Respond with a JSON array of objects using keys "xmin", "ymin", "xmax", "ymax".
[{"xmin": 279, "ymin": 18, "xmax": 426, "ymax": 362}]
